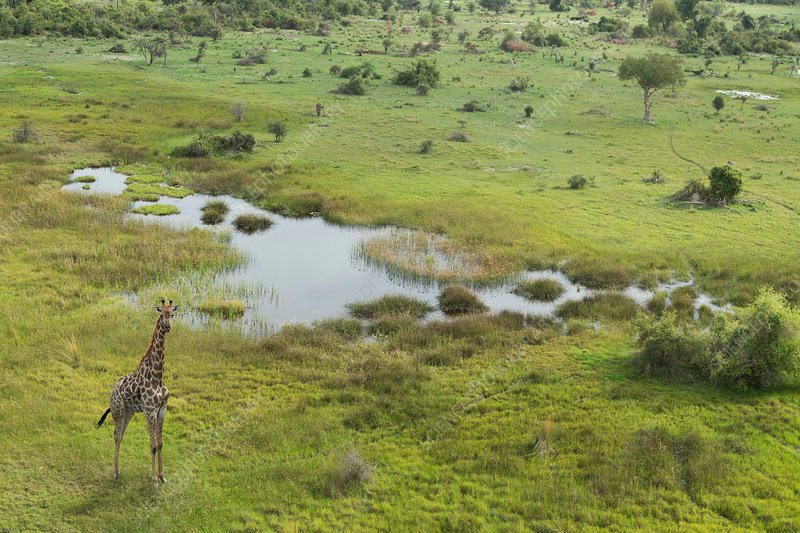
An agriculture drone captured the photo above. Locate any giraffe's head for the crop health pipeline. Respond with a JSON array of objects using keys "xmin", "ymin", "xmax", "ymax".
[{"xmin": 155, "ymin": 299, "xmax": 179, "ymax": 333}]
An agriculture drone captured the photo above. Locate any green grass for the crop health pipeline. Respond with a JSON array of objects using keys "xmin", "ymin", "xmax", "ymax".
[
  {"xmin": 132, "ymin": 204, "xmax": 180, "ymax": 216},
  {"xmin": 1, "ymin": 2, "xmax": 800, "ymax": 530},
  {"xmin": 513, "ymin": 278, "xmax": 566, "ymax": 302},
  {"xmin": 73, "ymin": 175, "xmax": 95, "ymax": 183},
  {"xmin": 556, "ymin": 293, "xmax": 641, "ymax": 321},
  {"xmin": 196, "ymin": 298, "xmax": 246, "ymax": 318},
  {"xmin": 346, "ymin": 294, "xmax": 435, "ymax": 320}
]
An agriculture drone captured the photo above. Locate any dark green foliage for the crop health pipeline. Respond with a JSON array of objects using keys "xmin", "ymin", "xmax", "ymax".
[
  {"xmin": 173, "ymin": 131, "xmax": 255, "ymax": 157},
  {"xmin": 335, "ymin": 77, "xmax": 366, "ymax": 95},
  {"xmin": 478, "ymin": 0, "xmax": 510, "ymax": 13},
  {"xmin": 268, "ymin": 120, "xmax": 287, "ymax": 142},
  {"xmin": 513, "ymin": 279, "xmax": 565, "ymax": 302},
  {"xmin": 632, "ymin": 24, "xmax": 651, "ymax": 38},
  {"xmin": 567, "ymin": 174, "xmax": 587, "ymax": 189},
  {"xmin": 593, "ymin": 16, "xmax": 625, "ymax": 34},
  {"xmin": 346, "ymin": 295, "xmax": 435, "ymax": 320},
  {"xmin": 707, "ymin": 165, "xmax": 742, "ymax": 203},
  {"xmin": 672, "ymin": 178, "xmax": 710, "ymax": 202},
  {"xmin": 634, "ymin": 312, "xmax": 712, "ymax": 379},
  {"xmin": 420, "ymin": 140, "xmax": 434, "ymax": 153},
  {"xmin": 524, "ymin": 105, "xmax": 534, "ymax": 118},
  {"xmin": 233, "ymin": 213, "xmax": 274, "ymax": 234},
  {"xmin": 508, "ymin": 76, "xmax": 529, "ymax": 92},
  {"xmin": 460, "ymin": 101, "xmax": 485, "ymax": 112},
  {"xmin": 438, "ymin": 285, "xmax": 487, "ymax": 315},
  {"xmin": 618, "ymin": 53, "xmax": 685, "ymax": 123},
  {"xmin": 394, "ymin": 59, "xmax": 440, "ymax": 88}
]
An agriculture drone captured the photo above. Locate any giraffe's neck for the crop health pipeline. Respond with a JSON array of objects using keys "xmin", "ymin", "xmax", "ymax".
[{"xmin": 140, "ymin": 317, "xmax": 167, "ymax": 383}]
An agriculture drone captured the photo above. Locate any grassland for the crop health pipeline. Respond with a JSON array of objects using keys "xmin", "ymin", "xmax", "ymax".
[{"xmin": 2, "ymin": 1, "xmax": 800, "ymax": 530}]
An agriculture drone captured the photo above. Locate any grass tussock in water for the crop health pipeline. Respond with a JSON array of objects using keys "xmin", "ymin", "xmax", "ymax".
[
  {"xmin": 513, "ymin": 278, "xmax": 566, "ymax": 302},
  {"xmin": 437, "ymin": 285, "xmax": 488, "ymax": 315},
  {"xmin": 233, "ymin": 213, "xmax": 273, "ymax": 234},
  {"xmin": 358, "ymin": 229, "xmax": 515, "ymax": 286},
  {"xmin": 73, "ymin": 175, "xmax": 95, "ymax": 183},
  {"xmin": 125, "ymin": 182, "xmax": 193, "ymax": 199},
  {"xmin": 132, "ymin": 204, "xmax": 180, "ymax": 216},
  {"xmin": 346, "ymin": 294, "xmax": 434, "ymax": 320},
  {"xmin": 196, "ymin": 299, "xmax": 246, "ymax": 319},
  {"xmin": 201, "ymin": 199, "xmax": 230, "ymax": 225},
  {"xmin": 566, "ymin": 257, "xmax": 636, "ymax": 290},
  {"xmin": 556, "ymin": 293, "xmax": 639, "ymax": 321}
]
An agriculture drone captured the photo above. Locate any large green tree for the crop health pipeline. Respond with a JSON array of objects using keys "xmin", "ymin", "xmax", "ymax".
[
  {"xmin": 648, "ymin": 0, "xmax": 680, "ymax": 34},
  {"xmin": 618, "ymin": 53, "xmax": 685, "ymax": 123}
]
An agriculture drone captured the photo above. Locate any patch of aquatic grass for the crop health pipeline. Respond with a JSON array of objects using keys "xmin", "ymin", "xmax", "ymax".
[
  {"xmin": 367, "ymin": 315, "xmax": 419, "ymax": 337},
  {"xmin": 566, "ymin": 258, "xmax": 636, "ymax": 290},
  {"xmin": 125, "ymin": 182, "xmax": 193, "ymax": 199},
  {"xmin": 668, "ymin": 286, "xmax": 697, "ymax": 317},
  {"xmin": 201, "ymin": 199, "xmax": 230, "ymax": 225},
  {"xmin": 233, "ymin": 213, "xmax": 273, "ymax": 234},
  {"xmin": 646, "ymin": 291, "xmax": 668, "ymax": 316},
  {"xmin": 125, "ymin": 173, "xmax": 164, "ymax": 184},
  {"xmin": 438, "ymin": 284, "xmax": 487, "ymax": 315},
  {"xmin": 196, "ymin": 299, "xmax": 246, "ymax": 319},
  {"xmin": 73, "ymin": 175, "xmax": 95, "ymax": 183},
  {"xmin": 556, "ymin": 293, "xmax": 639, "ymax": 321},
  {"xmin": 124, "ymin": 192, "xmax": 161, "ymax": 202},
  {"xmin": 346, "ymin": 294, "xmax": 434, "ymax": 319},
  {"xmin": 263, "ymin": 191, "xmax": 327, "ymax": 217},
  {"xmin": 513, "ymin": 278, "xmax": 565, "ymax": 302},
  {"xmin": 131, "ymin": 204, "xmax": 180, "ymax": 216},
  {"xmin": 357, "ymin": 229, "xmax": 516, "ymax": 286}
]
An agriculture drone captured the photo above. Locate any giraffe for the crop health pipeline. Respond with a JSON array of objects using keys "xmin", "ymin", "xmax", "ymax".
[{"xmin": 96, "ymin": 299, "xmax": 179, "ymax": 488}]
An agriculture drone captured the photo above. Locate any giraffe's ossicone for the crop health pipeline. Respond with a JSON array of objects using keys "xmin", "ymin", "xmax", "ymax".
[{"xmin": 96, "ymin": 299, "xmax": 179, "ymax": 488}]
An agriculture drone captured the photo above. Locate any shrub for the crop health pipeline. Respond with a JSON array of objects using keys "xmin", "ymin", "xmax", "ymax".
[
  {"xmin": 302, "ymin": 67, "xmax": 313, "ymax": 77},
  {"xmin": 460, "ymin": 101, "xmax": 485, "ymax": 112},
  {"xmin": 12, "ymin": 121, "xmax": 38, "ymax": 144},
  {"xmin": 229, "ymin": 102, "xmax": 245, "ymax": 123},
  {"xmin": 335, "ymin": 77, "xmax": 366, "ymax": 95},
  {"xmin": 438, "ymin": 285, "xmax": 488, "ymax": 315},
  {"xmin": 672, "ymin": 178, "xmax": 710, "ymax": 202},
  {"xmin": 420, "ymin": 140, "xmax": 434, "ymax": 154},
  {"xmin": 712, "ymin": 288, "xmax": 800, "ymax": 391},
  {"xmin": 394, "ymin": 59, "xmax": 440, "ymax": 88},
  {"xmin": 449, "ymin": 131, "xmax": 470, "ymax": 142},
  {"xmin": 567, "ymin": 174, "xmax": 588, "ymax": 189},
  {"xmin": 632, "ymin": 24, "xmax": 651, "ymax": 38},
  {"xmin": 513, "ymin": 278, "xmax": 565, "ymax": 302},
  {"xmin": 508, "ymin": 76, "xmax": 530, "ymax": 92},
  {"xmin": 173, "ymin": 132, "xmax": 255, "ymax": 157},
  {"xmin": 545, "ymin": 33, "xmax": 567, "ymax": 47},
  {"xmin": 556, "ymin": 293, "xmax": 639, "ymax": 321},
  {"xmin": 634, "ymin": 312, "xmax": 712, "ymax": 379},
  {"xmin": 524, "ymin": 105, "xmax": 534, "ymax": 118},
  {"xmin": 643, "ymin": 169, "xmax": 667, "ymax": 184},
  {"xmin": 233, "ymin": 213, "xmax": 274, "ymax": 234},
  {"xmin": 707, "ymin": 165, "xmax": 742, "ymax": 203},
  {"xmin": 416, "ymin": 83, "xmax": 430, "ymax": 96},
  {"xmin": 200, "ymin": 200, "xmax": 229, "ymax": 225},
  {"xmin": 346, "ymin": 295, "xmax": 435, "ymax": 320},
  {"xmin": 330, "ymin": 64, "xmax": 342, "ymax": 75},
  {"xmin": 500, "ymin": 32, "xmax": 531, "ymax": 52},
  {"xmin": 268, "ymin": 120, "xmax": 287, "ymax": 142}
]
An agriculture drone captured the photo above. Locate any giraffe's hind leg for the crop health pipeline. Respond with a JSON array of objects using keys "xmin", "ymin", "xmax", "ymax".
[{"xmin": 112, "ymin": 407, "xmax": 133, "ymax": 480}]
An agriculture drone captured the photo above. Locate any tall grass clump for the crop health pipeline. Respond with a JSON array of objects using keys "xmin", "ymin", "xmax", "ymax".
[
  {"xmin": 200, "ymin": 199, "xmax": 230, "ymax": 225},
  {"xmin": 513, "ymin": 278, "xmax": 565, "ymax": 302},
  {"xmin": 233, "ymin": 213, "xmax": 273, "ymax": 234},
  {"xmin": 634, "ymin": 312, "xmax": 712, "ymax": 380},
  {"xmin": 346, "ymin": 294, "xmax": 434, "ymax": 320},
  {"xmin": 196, "ymin": 299, "xmax": 246, "ymax": 319},
  {"xmin": 556, "ymin": 293, "xmax": 639, "ymax": 321},
  {"xmin": 438, "ymin": 285, "xmax": 487, "ymax": 315},
  {"xmin": 322, "ymin": 449, "xmax": 373, "ymax": 497}
]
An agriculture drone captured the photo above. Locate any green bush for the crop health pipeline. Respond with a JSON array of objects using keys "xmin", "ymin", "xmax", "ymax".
[
  {"xmin": 173, "ymin": 131, "xmax": 255, "ymax": 157},
  {"xmin": 335, "ymin": 77, "xmax": 366, "ymax": 95},
  {"xmin": 712, "ymin": 288, "xmax": 800, "ymax": 391},
  {"xmin": 567, "ymin": 174, "xmax": 588, "ymax": 189},
  {"xmin": 634, "ymin": 312, "xmax": 712, "ymax": 380},
  {"xmin": 438, "ymin": 285, "xmax": 487, "ymax": 315},
  {"xmin": 394, "ymin": 59, "xmax": 440, "ymax": 88},
  {"xmin": 708, "ymin": 165, "xmax": 742, "ymax": 203}
]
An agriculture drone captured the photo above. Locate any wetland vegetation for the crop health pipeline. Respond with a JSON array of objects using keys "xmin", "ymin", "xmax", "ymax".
[{"xmin": 2, "ymin": 0, "xmax": 800, "ymax": 529}]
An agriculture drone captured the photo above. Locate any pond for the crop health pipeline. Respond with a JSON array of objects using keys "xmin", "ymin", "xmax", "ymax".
[{"xmin": 64, "ymin": 168, "xmax": 727, "ymax": 334}]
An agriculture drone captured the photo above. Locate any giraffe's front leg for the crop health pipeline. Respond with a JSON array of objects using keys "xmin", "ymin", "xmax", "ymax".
[
  {"xmin": 156, "ymin": 402, "xmax": 167, "ymax": 483},
  {"xmin": 145, "ymin": 411, "xmax": 159, "ymax": 489}
]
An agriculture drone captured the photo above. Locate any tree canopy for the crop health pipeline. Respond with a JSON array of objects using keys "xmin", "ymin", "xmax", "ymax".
[{"xmin": 618, "ymin": 53, "xmax": 685, "ymax": 123}]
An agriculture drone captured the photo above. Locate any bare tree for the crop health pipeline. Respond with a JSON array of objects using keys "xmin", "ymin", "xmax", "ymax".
[
  {"xmin": 134, "ymin": 37, "xmax": 167, "ymax": 66},
  {"xmin": 230, "ymin": 102, "xmax": 246, "ymax": 123}
]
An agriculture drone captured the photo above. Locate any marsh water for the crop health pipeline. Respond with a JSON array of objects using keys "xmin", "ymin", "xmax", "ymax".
[{"xmin": 64, "ymin": 168, "xmax": 726, "ymax": 334}]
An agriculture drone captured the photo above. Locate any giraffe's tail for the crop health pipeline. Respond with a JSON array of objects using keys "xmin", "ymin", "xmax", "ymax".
[{"xmin": 96, "ymin": 408, "xmax": 111, "ymax": 429}]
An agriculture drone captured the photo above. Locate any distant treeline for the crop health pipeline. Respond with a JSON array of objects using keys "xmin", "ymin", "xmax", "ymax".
[{"xmin": 0, "ymin": 0, "xmax": 388, "ymax": 38}]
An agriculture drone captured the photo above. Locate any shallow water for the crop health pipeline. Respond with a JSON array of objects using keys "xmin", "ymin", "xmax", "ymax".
[
  {"xmin": 64, "ymin": 169, "xmax": 728, "ymax": 333},
  {"xmin": 715, "ymin": 89, "xmax": 779, "ymax": 101}
]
